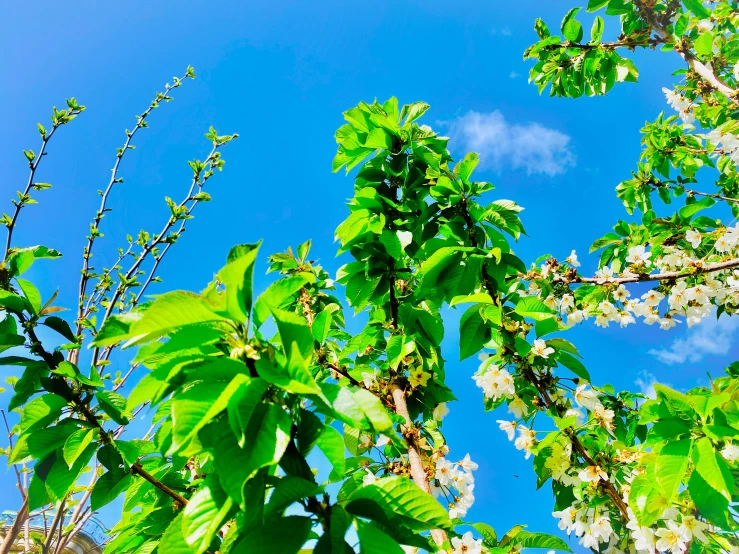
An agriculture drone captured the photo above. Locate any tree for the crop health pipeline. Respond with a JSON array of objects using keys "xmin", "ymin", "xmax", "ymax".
[{"xmin": 2, "ymin": 1, "xmax": 739, "ymax": 553}]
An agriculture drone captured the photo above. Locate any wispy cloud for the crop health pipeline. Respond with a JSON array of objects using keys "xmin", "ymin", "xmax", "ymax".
[
  {"xmin": 648, "ymin": 313, "xmax": 739, "ymax": 365},
  {"xmin": 509, "ymin": 72, "xmax": 520, "ymax": 79},
  {"xmin": 635, "ymin": 371, "xmax": 659, "ymax": 399},
  {"xmin": 441, "ymin": 110, "xmax": 576, "ymax": 176}
]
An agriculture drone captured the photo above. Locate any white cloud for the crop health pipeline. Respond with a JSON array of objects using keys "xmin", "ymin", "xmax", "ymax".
[
  {"xmin": 648, "ymin": 313, "xmax": 739, "ymax": 365},
  {"xmin": 634, "ymin": 371, "xmax": 659, "ymax": 399},
  {"xmin": 509, "ymin": 72, "xmax": 520, "ymax": 79},
  {"xmin": 442, "ymin": 110, "xmax": 576, "ymax": 176}
]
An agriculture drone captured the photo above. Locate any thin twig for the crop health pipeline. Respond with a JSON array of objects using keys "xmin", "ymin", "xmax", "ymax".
[
  {"xmin": 574, "ymin": 257, "xmax": 739, "ymax": 284},
  {"xmin": 74, "ymin": 71, "xmax": 193, "ymax": 348},
  {"xmin": 1, "ymin": 409, "xmax": 25, "ymax": 497}
]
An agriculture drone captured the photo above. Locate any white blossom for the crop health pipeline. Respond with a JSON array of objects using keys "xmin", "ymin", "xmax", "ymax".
[
  {"xmin": 450, "ymin": 532, "xmax": 482, "ymax": 554},
  {"xmin": 531, "ymin": 339, "xmax": 555, "ymax": 358},
  {"xmin": 655, "ymin": 520, "xmax": 690, "ymax": 554},
  {"xmin": 721, "ymin": 443, "xmax": 739, "ymax": 462},
  {"xmin": 685, "ymin": 229, "xmax": 701, "ymax": 248},
  {"xmin": 497, "ymin": 420, "xmax": 517, "ymax": 440},
  {"xmin": 626, "ymin": 245, "xmax": 652, "ymax": 265},
  {"xmin": 566, "ymin": 249, "xmax": 581, "ymax": 267},
  {"xmin": 433, "ymin": 402, "xmax": 450, "ymax": 421}
]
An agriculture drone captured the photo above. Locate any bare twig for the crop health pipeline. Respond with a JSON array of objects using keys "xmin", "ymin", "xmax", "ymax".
[
  {"xmin": 4, "ymin": 105, "xmax": 83, "ymax": 261},
  {"xmin": 1, "ymin": 409, "xmax": 25, "ymax": 497},
  {"xmin": 74, "ymin": 71, "xmax": 193, "ymax": 356}
]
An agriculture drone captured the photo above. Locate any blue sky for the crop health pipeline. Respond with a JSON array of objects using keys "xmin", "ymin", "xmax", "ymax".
[{"xmin": 2, "ymin": 0, "xmax": 737, "ymax": 550}]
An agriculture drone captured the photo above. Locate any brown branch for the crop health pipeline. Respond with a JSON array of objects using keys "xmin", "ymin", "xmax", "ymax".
[
  {"xmin": 131, "ymin": 463, "xmax": 188, "ymax": 506},
  {"xmin": 390, "ymin": 382, "xmax": 447, "ymax": 546},
  {"xmin": 41, "ymin": 498, "xmax": 66, "ymax": 554},
  {"xmin": 1, "ymin": 410, "xmax": 25, "ymax": 498},
  {"xmin": 542, "ymin": 36, "xmax": 665, "ymax": 52},
  {"xmin": 75, "ymin": 71, "xmax": 193, "ymax": 347},
  {"xmin": 0, "ymin": 496, "xmax": 28, "ymax": 554},
  {"xmin": 16, "ymin": 313, "xmax": 188, "ymax": 509},
  {"xmin": 574, "ymin": 257, "xmax": 739, "ymax": 284},
  {"xmin": 633, "ymin": 0, "xmax": 738, "ymax": 105},
  {"xmin": 653, "ymin": 182, "xmax": 739, "ymax": 205},
  {"xmin": 520, "ymin": 365, "xmax": 629, "ymax": 518}
]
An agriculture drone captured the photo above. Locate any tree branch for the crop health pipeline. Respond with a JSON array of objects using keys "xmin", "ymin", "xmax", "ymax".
[
  {"xmin": 131, "ymin": 463, "xmax": 188, "ymax": 506},
  {"xmin": 633, "ymin": 0, "xmax": 738, "ymax": 105},
  {"xmin": 0, "ymin": 496, "xmax": 28, "ymax": 554},
  {"xmin": 75, "ymin": 71, "xmax": 193, "ymax": 344},
  {"xmin": 389, "ymin": 383, "xmax": 447, "ymax": 547},
  {"xmin": 573, "ymin": 257, "xmax": 739, "ymax": 284}
]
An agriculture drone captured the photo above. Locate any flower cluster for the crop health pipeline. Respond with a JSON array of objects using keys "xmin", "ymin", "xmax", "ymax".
[
  {"xmin": 625, "ymin": 508, "xmax": 708, "ymax": 554},
  {"xmin": 431, "ymin": 453, "xmax": 479, "ymax": 519},
  {"xmin": 552, "ymin": 502, "xmax": 616, "ymax": 551},
  {"xmin": 706, "ymin": 126, "xmax": 739, "ymax": 167},
  {"xmin": 541, "ymin": 230, "xmax": 739, "ymax": 332},
  {"xmin": 663, "ymin": 88, "xmax": 695, "ymax": 125}
]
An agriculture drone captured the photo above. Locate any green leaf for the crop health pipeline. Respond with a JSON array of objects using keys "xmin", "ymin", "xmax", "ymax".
[
  {"xmin": 684, "ymin": 0, "xmax": 711, "ymax": 18},
  {"xmin": 694, "ymin": 31, "xmax": 714, "ymax": 57},
  {"xmin": 357, "ymin": 520, "xmax": 404, "ymax": 554},
  {"xmin": 90, "ymin": 468, "xmax": 134, "ymax": 510},
  {"xmin": 459, "ymin": 305, "xmax": 487, "ymax": 361},
  {"xmin": 45, "ymin": 442, "xmax": 96, "ymax": 501},
  {"xmin": 19, "ymin": 393, "xmax": 67, "ymax": 433},
  {"xmin": 586, "ymin": 0, "xmax": 609, "ymax": 10},
  {"xmin": 514, "ymin": 297, "xmax": 556, "ymax": 321},
  {"xmin": 123, "ymin": 291, "xmax": 227, "ymax": 345},
  {"xmin": 217, "ymin": 242, "xmax": 261, "ymax": 322},
  {"xmin": 557, "ymin": 352, "xmax": 591, "ymax": 381},
  {"xmin": 655, "ymin": 439, "xmax": 692, "ymax": 502},
  {"xmin": 269, "ymin": 308, "xmax": 320, "ymax": 393},
  {"xmin": 181, "ymin": 475, "xmax": 234, "ymax": 554},
  {"xmin": 590, "ymin": 15, "xmax": 604, "ymax": 43},
  {"xmin": 96, "ymin": 390, "xmax": 131, "ymax": 425},
  {"xmin": 346, "ymin": 477, "xmax": 452, "ymax": 532},
  {"xmin": 9, "ymin": 421, "xmax": 78, "ymax": 464},
  {"xmin": 89, "ymin": 311, "xmax": 144, "ymax": 347},
  {"xmin": 386, "ymin": 335, "xmax": 415, "ymax": 369},
  {"xmin": 215, "ymin": 404, "xmax": 292, "ymax": 504},
  {"xmin": 311, "ymin": 310, "xmax": 333, "ymax": 343},
  {"xmin": 561, "ymin": 8, "xmax": 583, "ymax": 42},
  {"xmin": 7, "ymin": 245, "xmax": 61, "ymax": 277},
  {"xmin": 629, "ymin": 472, "xmax": 666, "ymax": 526},
  {"xmin": 364, "ymin": 128, "xmax": 392, "ymax": 149},
  {"xmin": 679, "ymin": 197, "xmax": 715, "ymax": 220},
  {"xmin": 8, "ymin": 361, "xmax": 48, "ymax": 411},
  {"xmin": 693, "ymin": 437, "xmax": 733, "ymax": 500},
  {"xmin": 264, "ymin": 476, "xmax": 322, "ymax": 517},
  {"xmin": 231, "ymin": 516, "xmax": 313, "ymax": 554},
  {"xmin": 63, "ymin": 428, "xmax": 97, "ymax": 467},
  {"xmin": 42, "ymin": 316, "xmax": 77, "ymax": 343},
  {"xmin": 510, "ymin": 531, "xmax": 572, "ymax": 552},
  {"xmin": 318, "ymin": 425, "xmax": 346, "ymax": 478},
  {"xmin": 253, "ymin": 275, "xmax": 312, "ymax": 328},
  {"xmin": 171, "ymin": 375, "xmax": 249, "ymax": 454},
  {"xmin": 0, "ymin": 290, "xmax": 26, "ymax": 313},
  {"xmin": 16, "ymin": 278, "xmax": 42, "ymax": 313},
  {"xmin": 227, "ymin": 377, "xmax": 270, "ymax": 446},
  {"xmin": 654, "ymin": 384, "xmax": 695, "ymax": 420},
  {"xmin": 471, "ymin": 523, "xmax": 497, "ymax": 546},
  {"xmin": 534, "ymin": 317, "xmax": 561, "ymax": 338},
  {"xmin": 689, "ymin": 469, "xmax": 736, "ymax": 529}
]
